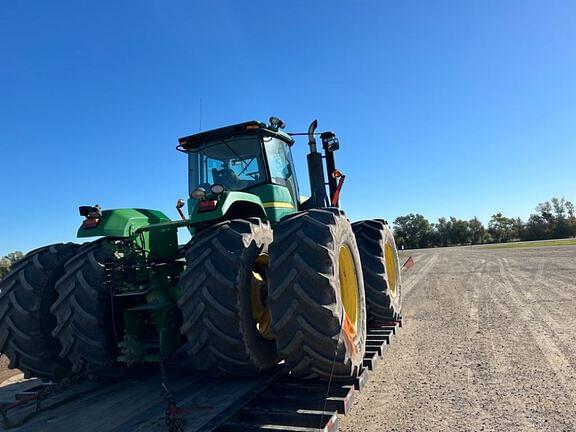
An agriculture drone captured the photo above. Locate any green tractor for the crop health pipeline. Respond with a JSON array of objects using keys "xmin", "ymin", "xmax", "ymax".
[{"xmin": 0, "ymin": 117, "xmax": 402, "ymax": 382}]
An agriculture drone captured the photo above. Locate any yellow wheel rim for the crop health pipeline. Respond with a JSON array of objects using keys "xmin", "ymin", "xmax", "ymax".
[
  {"xmin": 338, "ymin": 245, "xmax": 359, "ymax": 331},
  {"xmin": 251, "ymin": 254, "xmax": 273, "ymax": 340},
  {"xmin": 385, "ymin": 243, "xmax": 398, "ymax": 298}
]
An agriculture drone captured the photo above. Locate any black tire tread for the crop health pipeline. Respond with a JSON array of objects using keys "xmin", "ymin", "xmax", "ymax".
[
  {"xmin": 269, "ymin": 208, "xmax": 366, "ymax": 381},
  {"xmin": 352, "ymin": 219, "xmax": 401, "ymax": 321},
  {"xmin": 178, "ymin": 218, "xmax": 276, "ymax": 377},
  {"xmin": 0, "ymin": 243, "xmax": 78, "ymax": 379},
  {"xmin": 51, "ymin": 239, "xmax": 121, "ymax": 376}
]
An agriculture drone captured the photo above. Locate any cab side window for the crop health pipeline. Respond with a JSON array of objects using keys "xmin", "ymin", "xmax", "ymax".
[{"xmin": 264, "ymin": 137, "xmax": 298, "ymax": 202}]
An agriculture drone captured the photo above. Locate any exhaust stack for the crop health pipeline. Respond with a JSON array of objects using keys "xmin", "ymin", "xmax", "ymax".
[{"xmin": 306, "ymin": 120, "xmax": 328, "ymax": 208}]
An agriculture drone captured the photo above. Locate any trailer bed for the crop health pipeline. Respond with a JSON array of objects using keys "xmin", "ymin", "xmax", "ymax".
[{"xmin": 0, "ymin": 320, "xmax": 401, "ymax": 432}]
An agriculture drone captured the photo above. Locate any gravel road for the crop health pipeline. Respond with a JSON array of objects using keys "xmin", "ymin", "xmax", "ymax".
[{"xmin": 339, "ymin": 245, "xmax": 576, "ymax": 432}]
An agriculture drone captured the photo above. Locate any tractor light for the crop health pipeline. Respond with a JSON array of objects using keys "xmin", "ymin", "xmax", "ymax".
[
  {"xmin": 269, "ymin": 116, "xmax": 286, "ymax": 129},
  {"xmin": 81, "ymin": 218, "xmax": 100, "ymax": 229},
  {"xmin": 79, "ymin": 205, "xmax": 102, "ymax": 229},
  {"xmin": 210, "ymin": 184, "xmax": 225, "ymax": 195},
  {"xmin": 191, "ymin": 187, "xmax": 206, "ymax": 200},
  {"xmin": 198, "ymin": 199, "xmax": 218, "ymax": 212}
]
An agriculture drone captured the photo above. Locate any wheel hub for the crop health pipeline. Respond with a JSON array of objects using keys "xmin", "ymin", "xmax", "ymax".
[
  {"xmin": 385, "ymin": 242, "xmax": 398, "ymax": 297},
  {"xmin": 338, "ymin": 245, "xmax": 359, "ymax": 331},
  {"xmin": 251, "ymin": 254, "xmax": 273, "ymax": 340}
]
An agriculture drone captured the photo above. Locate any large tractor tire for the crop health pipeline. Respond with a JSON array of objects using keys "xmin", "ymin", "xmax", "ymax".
[
  {"xmin": 51, "ymin": 239, "xmax": 122, "ymax": 377},
  {"xmin": 268, "ymin": 208, "xmax": 366, "ymax": 381},
  {"xmin": 178, "ymin": 218, "xmax": 277, "ymax": 377},
  {"xmin": 352, "ymin": 219, "xmax": 402, "ymax": 322},
  {"xmin": 0, "ymin": 243, "xmax": 78, "ymax": 379}
]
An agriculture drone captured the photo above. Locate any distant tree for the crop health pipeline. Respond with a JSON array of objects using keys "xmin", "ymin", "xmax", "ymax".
[
  {"xmin": 538, "ymin": 199, "xmax": 557, "ymax": 238},
  {"xmin": 0, "ymin": 252, "xmax": 24, "ymax": 278},
  {"xmin": 393, "ymin": 214, "xmax": 433, "ymax": 249},
  {"xmin": 511, "ymin": 217, "xmax": 524, "ymax": 241},
  {"xmin": 448, "ymin": 217, "xmax": 470, "ymax": 245},
  {"xmin": 468, "ymin": 217, "xmax": 486, "ymax": 244},
  {"xmin": 435, "ymin": 217, "xmax": 451, "ymax": 247},
  {"xmin": 551, "ymin": 197, "xmax": 570, "ymax": 238},
  {"xmin": 488, "ymin": 213, "xmax": 514, "ymax": 243},
  {"xmin": 525, "ymin": 197, "xmax": 575, "ymax": 240},
  {"xmin": 566, "ymin": 200, "xmax": 576, "ymax": 237},
  {"xmin": 523, "ymin": 214, "xmax": 548, "ymax": 240}
]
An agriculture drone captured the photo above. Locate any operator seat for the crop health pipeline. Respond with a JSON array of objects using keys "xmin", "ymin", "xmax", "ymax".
[{"xmin": 212, "ymin": 167, "xmax": 240, "ymax": 189}]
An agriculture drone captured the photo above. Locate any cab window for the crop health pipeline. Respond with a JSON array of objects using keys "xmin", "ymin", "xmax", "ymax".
[
  {"xmin": 264, "ymin": 137, "xmax": 298, "ymax": 202},
  {"xmin": 188, "ymin": 136, "xmax": 267, "ymax": 193}
]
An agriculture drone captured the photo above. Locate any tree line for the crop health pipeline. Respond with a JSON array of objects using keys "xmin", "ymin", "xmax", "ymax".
[{"xmin": 393, "ymin": 197, "xmax": 576, "ymax": 249}]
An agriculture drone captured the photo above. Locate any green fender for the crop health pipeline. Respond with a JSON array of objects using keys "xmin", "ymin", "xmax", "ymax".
[
  {"xmin": 187, "ymin": 191, "xmax": 267, "ymax": 224},
  {"xmin": 187, "ymin": 185, "xmax": 298, "ymax": 225},
  {"xmin": 77, "ymin": 208, "xmax": 178, "ymax": 258}
]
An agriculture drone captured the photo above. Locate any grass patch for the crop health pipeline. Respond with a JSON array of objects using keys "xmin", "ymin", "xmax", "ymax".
[{"xmin": 482, "ymin": 238, "xmax": 576, "ymax": 249}]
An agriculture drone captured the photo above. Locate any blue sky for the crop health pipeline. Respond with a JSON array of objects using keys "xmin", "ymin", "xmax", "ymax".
[{"xmin": 1, "ymin": 1, "xmax": 575, "ymax": 255}]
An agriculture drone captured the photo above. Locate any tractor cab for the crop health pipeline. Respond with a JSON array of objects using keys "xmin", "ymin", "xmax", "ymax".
[{"xmin": 178, "ymin": 120, "xmax": 300, "ymax": 223}]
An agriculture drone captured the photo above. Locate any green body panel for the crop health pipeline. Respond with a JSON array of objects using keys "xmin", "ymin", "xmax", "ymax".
[
  {"xmin": 111, "ymin": 246, "xmax": 184, "ymax": 364},
  {"xmin": 249, "ymin": 184, "xmax": 298, "ymax": 222},
  {"xmin": 78, "ymin": 208, "xmax": 178, "ymax": 258},
  {"xmin": 187, "ymin": 191, "xmax": 264, "ymax": 222},
  {"xmin": 78, "ymin": 208, "xmax": 170, "ymax": 237},
  {"xmin": 118, "ymin": 301, "xmax": 181, "ymax": 364},
  {"xmin": 186, "ymin": 184, "xmax": 297, "ymax": 225}
]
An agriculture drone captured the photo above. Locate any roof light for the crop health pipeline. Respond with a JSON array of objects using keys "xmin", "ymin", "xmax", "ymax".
[{"xmin": 269, "ymin": 116, "xmax": 286, "ymax": 129}]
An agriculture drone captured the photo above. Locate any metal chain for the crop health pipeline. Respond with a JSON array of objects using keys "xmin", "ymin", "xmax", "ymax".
[
  {"xmin": 1, "ymin": 370, "xmax": 87, "ymax": 429},
  {"xmin": 159, "ymin": 360, "xmax": 185, "ymax": 432},
  {"xmin": 35, "ymin": 371, "xmax": 88, "ymax": 412},
  {"xmin": 3, "ymin": 362, "xmax": 185, "ymax": 432}
]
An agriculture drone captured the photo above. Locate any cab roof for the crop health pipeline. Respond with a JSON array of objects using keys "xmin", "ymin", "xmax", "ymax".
[{"xmin": 177, "ymin": 120, "xmax": 294, "ymax": 151}]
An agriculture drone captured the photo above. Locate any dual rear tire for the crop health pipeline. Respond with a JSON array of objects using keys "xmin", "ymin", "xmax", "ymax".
[
  {"xmin": 0, "ymin": 241, "xmax": 122, "ymax": 380},
  {"xmin": 51, "ymin": 239, "xmax": 121, "ymax": 377},
  {"xmin": 177, "ymin": 210, "xmax": 373, "ymax": 381},
  {"xmin": 178, "ymin": 218, "xmax": 277, "ymax": 376},
  {"xmin": 352, "ymin": 219, "xmax": 402, "ymax": 321},
  {"xmin": 268, "ymin": 208, "xmax": 367, "ymax": 380},
  {"xmin": 0, "ymin": 243, "xmax": 78, "ymax": 379}
]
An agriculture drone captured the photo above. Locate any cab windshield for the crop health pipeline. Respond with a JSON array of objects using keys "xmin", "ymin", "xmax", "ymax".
[{"xmin": 188, "ymin": 136, "xmax": 268, "ymax": 194}]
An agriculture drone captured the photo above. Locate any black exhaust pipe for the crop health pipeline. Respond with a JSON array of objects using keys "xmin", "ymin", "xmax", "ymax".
[
  {"xmin": 321, "ymin": 131, "xmax": 339, "ymax": 203},
  {"xmin": 306, "ymin": 120, "xmax": 328, "ymax": 208}
]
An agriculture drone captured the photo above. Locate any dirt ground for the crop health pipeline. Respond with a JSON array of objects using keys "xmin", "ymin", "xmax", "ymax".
[
  {"xmin": 0, "ymin": 245, "xmax": 574, "ymax": 431},
  {"xmin": 0, "ymin": 355, "xmax": 21, "ymax": 385},
  {"xmin": 339, "ymin": 245, "xmax": 576, "ymax": 432}
]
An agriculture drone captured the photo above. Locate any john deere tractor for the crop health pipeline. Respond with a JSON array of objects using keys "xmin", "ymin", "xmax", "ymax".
[{"xmin": 0, "ymin": 117, "xmax": 402, "ymax": 382}]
